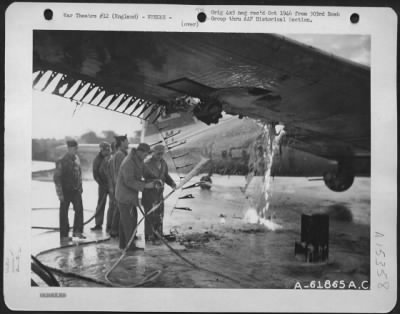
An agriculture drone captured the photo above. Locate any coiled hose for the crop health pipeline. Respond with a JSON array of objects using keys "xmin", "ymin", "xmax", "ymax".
[
  {"xmin": 34, "ymin": 237, "xmax": 113, "ymax": 287},
  {"xmin": 31, "ymin": 255, "xmax": 60, "ymax": 286},
  {"xmin": 137, "ymin": 205, "xmax": 242, "ymax": 285},
  {"xmin": 104, "ymin": 202, "xmax": 167, "ymax": 287},
  {"xmin": 32, "ymin": 193, "xmax": 162, "ymax": 287},
  {"xmin": 34, "ymin": 198, "xmax": 242, "ymax": 287},
  {"xmin": 104, "ymin": 158, "xmax": 210, "ymax": 286},
  {"xmin": 34, "ymin": 158, "xmax": 244, "ymax": 287},
  {"xmin": 105, "ymin": 194, "xmax": 242, "ymax": 287}
]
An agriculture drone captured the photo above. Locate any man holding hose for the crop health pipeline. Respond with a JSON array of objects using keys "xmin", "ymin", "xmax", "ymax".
[{"xmin": 115, "ymin": 143, "xmax": 156, "ymax": 251}]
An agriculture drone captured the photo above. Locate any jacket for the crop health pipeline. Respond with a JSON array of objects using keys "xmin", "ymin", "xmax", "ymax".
[
  {"xmin": 93, "ymin": 153, "xmax": 108, "ymax": 187},
  {"xmin": 142, "ymin": 158, "xmax": 175, "ymax": 208},
  {"xmin": 53, "ymin": 153, "xmax": 83, "ymax": 199},
  {"xmin": 105, "ymin": 154, "xmax": 114, "ymax": 190},
  {"xmin": 115, "ymin": 149, "xmax": 146, "ymax": 205},
  {"xmin": 112, "ymin": 149, "xmax": 128, "ymax": 185},
  {"xmin": 143, "ymin": 158, "xmax": 175, "ymax": 188}
]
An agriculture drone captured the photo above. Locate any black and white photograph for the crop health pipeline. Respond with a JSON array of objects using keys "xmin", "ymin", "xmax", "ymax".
[
  {"xmin": 4, "ymin": 3, "xmax": 397, "ymax": 312},
  {"xmin": 31, "ymin": 30, "xmax": 371, "ymax": 289}
]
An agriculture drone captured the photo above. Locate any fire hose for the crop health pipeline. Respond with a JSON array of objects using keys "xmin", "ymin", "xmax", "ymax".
[
  {"xmin": 33, "ymin": 159, "xmax": 209, "ymax": 287},
  {"xmin": 137, "ymin": 205, "xmax": 242, "ymax": 285},
  {"xmin": 31, "ymin": 194, "xmax": 112, "ymax": 286},
  {"xmin": 33, "ymin": 236, "xmax": 113, "ymax": 287},
  {"xmin": 104, "ymin": 157, "xmax": 209, "ymax": 287},
  {"xmin": 104, "ymin": 193, "xmax": 241, "ymax": 287},
  {"xmin": 31, "ymin": 255, "xmax": 60, "ymax": 287},
  {"xmin": 34, "ymin": 157, "xmax": 243, "ymax": 287},
  {"xmin": 104, "ymin": 157, "xmax": 244, "ymax": 287},
  {"xmin": 32, "ymin": 193, "xmax": 108, "ymax": 231}
]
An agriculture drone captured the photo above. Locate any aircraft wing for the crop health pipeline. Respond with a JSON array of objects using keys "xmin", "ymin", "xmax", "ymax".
[{"xmin": 33, "ymin": 31, "xmax": 370, "ymax": 162}]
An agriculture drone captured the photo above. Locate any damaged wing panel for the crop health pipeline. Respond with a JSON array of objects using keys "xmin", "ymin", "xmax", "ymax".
[{"xmin": 32, "ymin": 69, "xmax": 162, "ymax": 122}]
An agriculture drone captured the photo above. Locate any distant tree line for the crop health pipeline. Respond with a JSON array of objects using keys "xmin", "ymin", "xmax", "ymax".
[
  {"xmin": 32, "ymin": 138, "xmax": 64, "ymax": 161},
  {"xmin": 32, "ymin": 130, "xmax": 141, "ymax": 161}
]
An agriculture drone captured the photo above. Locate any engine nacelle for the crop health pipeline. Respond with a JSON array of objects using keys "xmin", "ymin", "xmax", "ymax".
[
  {"xmin": 323, "ymin": 168, "xmax": 355, "ymax": 192},
  {"xmin": 193, "ymin": 99, "xmax": 223, "ymax": 125}
]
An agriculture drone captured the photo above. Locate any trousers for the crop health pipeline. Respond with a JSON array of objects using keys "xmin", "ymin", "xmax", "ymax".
[
  {"xmin": 95, "ymin": 185, "xmax": 108, "ymax": 227},
  {"xmin": 110, "ymin": 199, "xmax": 120, "ymax": 235},
  {"xmin": 143, "ymin": 202, "xmax": 164, "ymax": 238},
  {"xmin": 106, "ymin": 194, "xmax": 117, "ymax": 232},
  {"xmin": 142, "ymin": 188, "xmax": 164, "ymax": 238},
  {"xmin": 59, "ymin": 189, "xmax": 83, "ymax": 237},
  {"xmin": 118, "ymin": 201, "xmax": 138, "ymax": 250}
]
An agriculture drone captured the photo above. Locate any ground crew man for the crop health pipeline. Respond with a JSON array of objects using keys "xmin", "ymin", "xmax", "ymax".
[
  {"xmin": 105, "ymin": 141, "xmax": 117, "ymax": 234},
  {"xmin": 53, "ymin": 139, "xmax": 85, "ymax": 241},
  {"xmin": 91, "ymin": 142, "xmax": 111, "ymax": 231},
  {"xmin": 108, "ymin": 135, "xmax": 129, "ymax": 237},
  {"xmin": 142, "ymin": 144, "xmax": 176, "ymax": 241},
  {"xmin": 115, "ymin": 143, "xmax": 155, "ymax": 251}
]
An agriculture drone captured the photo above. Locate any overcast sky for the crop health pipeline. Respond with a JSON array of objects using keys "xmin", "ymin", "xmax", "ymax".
[
  {"xmin": 32, "ymin": 34, "xmax": 370, "ymax": 140},
  {"xmin": 32, "ymin": 91, "xmax": 143, "ymax": 139},
  {"xmin": 285, "ymin": 34, "xmax": 370, "ymax": 66}
]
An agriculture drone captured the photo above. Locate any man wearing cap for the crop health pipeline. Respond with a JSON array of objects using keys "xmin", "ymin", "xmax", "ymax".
[
  {"xmin": 142, "ymin": 144, "xmax": 176, "ymax": 242},
  {"xmin": 91, "ymin": 141, "xmax": 111, "ymax": 231},
  {"xmin": 53, "ymin": 140, "xmax": 85, "ymax": 241},
  {"xmin": 108, "ymin": 135, "xmax": 129, "ymax": 237},
  {"xmin": 115, "ymin": 143, "xmax": 156, "ymax": 251}
]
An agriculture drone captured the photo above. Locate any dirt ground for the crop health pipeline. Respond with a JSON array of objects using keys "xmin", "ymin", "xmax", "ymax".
[{"xmin": 32, "ymin": 175, "xmax": 370, "ymax": 289}]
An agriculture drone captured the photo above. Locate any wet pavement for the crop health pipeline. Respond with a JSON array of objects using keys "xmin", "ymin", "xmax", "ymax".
[{"xmin": 32, "ymin": 175, "xmax": 370, "ymax": 288}]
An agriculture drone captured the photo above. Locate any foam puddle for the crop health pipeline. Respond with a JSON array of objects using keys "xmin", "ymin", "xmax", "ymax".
[
  {"xmin": 243, "ymin": 123, "xmax": 285, "ymax": 231},
  {"xmin": 243, "ymin": 207, "xmax": 282, "ymax": 231}
]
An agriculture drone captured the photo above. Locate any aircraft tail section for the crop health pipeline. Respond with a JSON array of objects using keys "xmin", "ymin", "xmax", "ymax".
[
  {"xmin": 143, "ymin": 111, "xmax": 200, "ymax": 146},
  {"xmin": 144, "ymin": 111, "xmax": 197, "ymax": 135}
]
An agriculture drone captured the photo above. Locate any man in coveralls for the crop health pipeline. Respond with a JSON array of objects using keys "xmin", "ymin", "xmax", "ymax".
[
  {"xmin": 115, "ymin": 143, "xmax": 156, "ymax": 251},
  {"xmin": 91, "ymin": 142, "xmax": 111, "ymax": 231},
  {"xmin": 53, "ymin": 140, "xmax": 85, "ymax": 241},
  {"xmin": 142, "ymin": 144, "xmax": 176, "ymax": 242}
]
